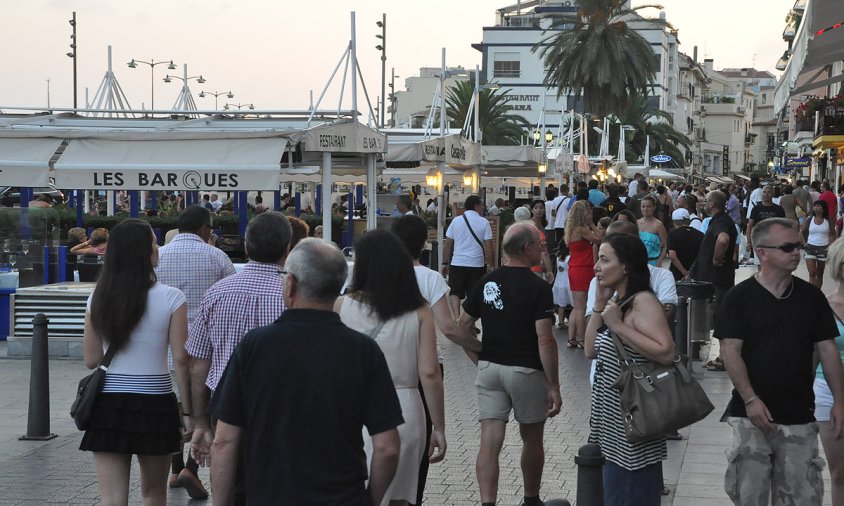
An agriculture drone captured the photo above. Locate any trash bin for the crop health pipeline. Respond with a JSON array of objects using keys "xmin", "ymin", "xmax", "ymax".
[{"xmin": 676, "ymin": 281, "xmax": 714, "ymax": 343}]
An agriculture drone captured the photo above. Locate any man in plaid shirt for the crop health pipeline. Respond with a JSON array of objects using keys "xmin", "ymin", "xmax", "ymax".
[
  {"xmin": 187, "ymin": 212, "xmax": 292, "ymax": 504},
  {"xmin": 156, "ymin": 205, "xmax": 235, "ymax": 499}
]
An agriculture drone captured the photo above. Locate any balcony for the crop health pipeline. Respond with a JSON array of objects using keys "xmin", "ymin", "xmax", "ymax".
[{"xmin": 812, "ymin": 113, "xmax": 844, "ymax": 150}]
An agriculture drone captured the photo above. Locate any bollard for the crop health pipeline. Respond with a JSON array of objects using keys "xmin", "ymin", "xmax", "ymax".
[
  {"xmin": 675, "ymin": 296, "xmax": 689, "ymax": 361},
  {"xmin": 574, "ymin": 443, "xmax": 604, "ymax": 506},
  {"xmin": 20, "ymin": 314, "xmax": 57, "ymax": 440}
]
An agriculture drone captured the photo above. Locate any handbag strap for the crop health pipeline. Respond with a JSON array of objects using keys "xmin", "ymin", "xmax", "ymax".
[
  {"xmin": 99, "ymin": 345, "xmax": 118, "ymax": 370},
  {"xmin": 463, "ymin": 213, "xmax": 486, "ymax": 254},
  {"xmin": 369, "ymin": 320, "xmax": 387, "ymax": 340}
]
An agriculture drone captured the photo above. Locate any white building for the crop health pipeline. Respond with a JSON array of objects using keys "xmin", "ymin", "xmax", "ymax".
[
  {"xmin": 692, "ymin": 60, "xmax": 758, "ymax": 176},
  {"xmin": 469, "ymin": 0, "xmax": 680, "ymax": 129},
  {"xmin": 391, "ymin": 67, "xmax": 474, "ymax": 128}
]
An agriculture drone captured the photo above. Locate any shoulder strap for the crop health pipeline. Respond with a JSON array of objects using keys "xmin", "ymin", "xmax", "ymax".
[
  {"xmin": 99, "ymin": 345, "xmax": 118, "ymax": 369},
  {"xmin": 463, "ymin": 213, "xmax": 485, "ymax": 251},
  {"xmin": 369, "ymin": 321, "xmax": 387, "ymax": 340},
  {"xmin": 555, "ymin": 196, "xmax": 568, "ymax": 214}
]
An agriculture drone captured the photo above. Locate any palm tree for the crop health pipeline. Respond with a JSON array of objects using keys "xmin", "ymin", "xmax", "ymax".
[
  {"xmin": 444, "ymin": 80, "xmax": 531, "ymax": 145},
  {"xmin": 534, "ymin": 0, "xmax": 668, "ymax": 118},
  {"xmin": 612, "ymin": 96, "xmax": 691, "ymax": 167}
]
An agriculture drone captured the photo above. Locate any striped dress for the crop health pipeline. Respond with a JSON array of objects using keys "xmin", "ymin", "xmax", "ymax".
[{"xmin": 588, "ymin": 326, "xmax": 667, "ymax": 470}]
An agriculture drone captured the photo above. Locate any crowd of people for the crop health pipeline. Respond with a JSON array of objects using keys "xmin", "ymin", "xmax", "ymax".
[{"xmin": 75, "ymin": 174, "xmax": 844, "ymax": 505}]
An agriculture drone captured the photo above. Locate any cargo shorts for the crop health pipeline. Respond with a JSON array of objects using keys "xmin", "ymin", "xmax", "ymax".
[{"xmin": 724, "ymin": 417, "xmax": 824, "ymax": 506}]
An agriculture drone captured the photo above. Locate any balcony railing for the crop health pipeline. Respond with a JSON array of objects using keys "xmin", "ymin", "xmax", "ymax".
[{"xmin": 815, "ymin": 113, "xmax": 844, "ymax": 137}]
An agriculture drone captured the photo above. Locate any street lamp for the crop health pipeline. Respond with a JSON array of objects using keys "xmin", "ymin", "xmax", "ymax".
[
  {"xmin": 127, "ymin": 58, "xmax": 177, "ymax": 112},
  {"xmin": 224, "ymin": 103, "xmax": 254, "ymax": 111},
  {"xmin": 375, "ymin": 14, "xmax": 387, "ymax": 128},
  {"xmin": 68, "ymin": 12, "xmax": 77, "ymax": 110},
  {"xmin": 163, "ymin": 72, "xmax": 205, "ymax": 84},
  {"xmin": 388, "ymin": 68, "xmax": 400, "ymax": 127},
  {"xmin": 199, "ymin": 90, "xmax": 234, "ymax": 110}
]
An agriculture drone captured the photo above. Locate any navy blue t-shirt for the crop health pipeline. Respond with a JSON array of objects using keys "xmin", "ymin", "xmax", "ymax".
[{"xmin": 210, "ymin": 309, "xmax": 403, "ymax": 505}]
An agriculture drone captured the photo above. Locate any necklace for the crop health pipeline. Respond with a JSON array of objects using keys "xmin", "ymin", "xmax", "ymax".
[{"xmin": 754, "ymin": 273, "xmax": 794, "ymax": 300}]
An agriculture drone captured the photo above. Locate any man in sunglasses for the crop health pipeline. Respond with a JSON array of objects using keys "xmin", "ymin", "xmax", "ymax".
[{"xmin": 715, "ymin": 218, "xmax": 844, "ymax": 505}]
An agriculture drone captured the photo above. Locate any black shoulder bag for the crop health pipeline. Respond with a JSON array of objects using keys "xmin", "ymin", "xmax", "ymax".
[
  {"xmin": 70, "ymin": 345, "xmax": 118, "ymax": 431},
  {"xmin": 608, "ymin": 294, "xmax": 714, "ymax": 443}
]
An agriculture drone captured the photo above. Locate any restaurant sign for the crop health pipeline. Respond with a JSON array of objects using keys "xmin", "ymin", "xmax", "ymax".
[
  {"xmin": 303, "ymin": 122, "xmax": 386, "ymax": 154},
  {"xmin": 782, "ymin": 156, "xmax": 812, "ymax": 170},
  {"xmin": 421, "ymin": 135, "xmax": 480, "ymax": 166}
]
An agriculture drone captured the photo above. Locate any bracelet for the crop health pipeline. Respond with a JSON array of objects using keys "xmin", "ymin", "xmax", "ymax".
[
  {"xmin": 442, "ymin": 262, "xmax": 449, "ymax": 265},
  {"xmin": 592, "ymin": 307, "xmax": 605, "ymax": 314},
  {"xmin": 744, "ymin": 395, "xmax": 758, "ymax": 406},
  {"xmin": 182, "ymin": 412, "xmax": 191, "ymax": 416}
]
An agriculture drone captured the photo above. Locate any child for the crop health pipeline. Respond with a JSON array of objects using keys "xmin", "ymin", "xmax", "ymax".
[{"xmin": 552, "ymin": 240, "xmax": 573, "ymax": 329}]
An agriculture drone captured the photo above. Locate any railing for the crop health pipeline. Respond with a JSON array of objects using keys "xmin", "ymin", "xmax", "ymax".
[{"xmin": 815, "ymin": 113, "xmax": 844, "ymax": 137}]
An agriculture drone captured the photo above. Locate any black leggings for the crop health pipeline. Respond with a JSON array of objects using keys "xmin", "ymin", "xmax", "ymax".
[{"xmin": 416, "ymin": 363, "xmax": 444, "ymax": 505}]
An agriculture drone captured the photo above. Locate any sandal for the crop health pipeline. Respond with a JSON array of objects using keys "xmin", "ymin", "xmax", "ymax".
[
  {"xmin": 704, "ymin": 357, "xmax": 725, "ymax": 371},
  {"xmin": 576, "ymin": 341, "xmax": 584, "ymax": 349},
  {"xmin": 567, "ymin": 339, "xmax": 578, "ymax": 348}
]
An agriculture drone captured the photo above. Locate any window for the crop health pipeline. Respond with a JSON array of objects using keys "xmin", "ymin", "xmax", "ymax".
[{"xmin": 493, "ymin": 52, "xmax": 520, "ymax": 78}]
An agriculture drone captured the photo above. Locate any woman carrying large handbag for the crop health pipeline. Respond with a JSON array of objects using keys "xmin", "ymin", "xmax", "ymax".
[{"xmin": 584, "ymin": 233, "xmax": 677, "ymax": 506}]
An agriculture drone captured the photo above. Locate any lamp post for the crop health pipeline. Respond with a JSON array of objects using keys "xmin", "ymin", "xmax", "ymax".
[
  {"xmin": 164, "ymin": 64, "xmax": 206, "ymax": 113},
  {"xmin": 534, "ymin": 129, "xmax": 554, "ymax": 198},
  {"xmin": 224, "ymin": 103, "xmax": 254, "ymax": 111},
  {"xmin": 127, "ymin": 58, "xmax": 176, "ymax": 112},
  {"xmin": 199, "ymin": 90, "xmax": 234, "ymax": 110},
  {"xmin": 375, "ymin": 14, "xmax": 387, "ymax": 128},
  {"xmin": 67, "ymin": 12, "xmax": 77, "ymax": 110},
  {"xmin": 388, "ymin": 67, "xmax": 399, "ymax": 127}
]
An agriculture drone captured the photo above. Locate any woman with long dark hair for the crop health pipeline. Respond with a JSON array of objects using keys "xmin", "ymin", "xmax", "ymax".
[
  {"xmin": 81, "ymin": 219, "xmax": 190, "ymax": 505},
  {"xmin": 529, "ymin": 199, "xmax": 554, "ymax": 282},
  {"xmin": 336, "ymin": 230, "xmax": 445, "ymax": 506},
  {"xmin": 801, "ymin": 199, "xmax": 837, "ymax": 288},
  {"xmin": 584, "ymin": 233, "xmax": 675, "ymax": 505}
]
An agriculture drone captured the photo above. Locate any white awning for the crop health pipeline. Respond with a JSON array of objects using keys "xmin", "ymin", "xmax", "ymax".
[
  {"xmin": 54, "ymin": 138, "xmax": 287, "ymax": 191},
  {"xmin": 774, "ymin": 0, "xmax": 844, "ymax": 111},
  {"xmin": 0, "ymin": 138, "xmax": 64, "ymax": 186}
]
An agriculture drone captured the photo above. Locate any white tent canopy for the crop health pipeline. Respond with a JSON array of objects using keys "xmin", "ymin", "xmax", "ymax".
[
  {"xmin": 0, "ymin": 138, "xmax": 64, "ymax": 186},
  {"xmin": 54, "ymin": 137, "xmax": 288, "ymax": 191}
]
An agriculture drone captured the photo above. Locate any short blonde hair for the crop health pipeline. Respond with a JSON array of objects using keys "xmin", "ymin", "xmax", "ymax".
[{"xmin": 827, "ymin": 237, "xmax": 844, "ymax": 282}]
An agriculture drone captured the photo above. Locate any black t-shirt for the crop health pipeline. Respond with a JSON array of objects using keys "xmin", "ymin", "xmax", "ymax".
[
  {"xmin": 714, "ymin": 276, "xmax": 838, "ymax": 424},
  {"xmin": 600, "ymin": 197, "xmax": 627, "ymax": 218},
  {"xmin": 462, "ymin": 266, "xmax": 554, "ymax": 370},
  {"xmin": 667, "ymin": 226, "xmax": 704, "ymax": 281},
  {"xmin": 689, "ymin": 212, "xmax": 737, "ymax": 286},
  {"xmin": 209, "ymin": 309, "xmax": 403, "ymax": 505},
  {"xmin": 748, "ymin": 203, "xmax": 785, "ymax": 223}
]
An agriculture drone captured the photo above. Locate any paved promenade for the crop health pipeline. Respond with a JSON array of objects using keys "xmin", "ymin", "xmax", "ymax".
[{"xmin": 0, "ymin": 260, "xmax": 835, "ymax": 505}]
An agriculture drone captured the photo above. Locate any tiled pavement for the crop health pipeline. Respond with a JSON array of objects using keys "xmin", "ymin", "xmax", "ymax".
[{"xmin": 0, "ymin": 260, "xmax": 835, "ymax": 505}]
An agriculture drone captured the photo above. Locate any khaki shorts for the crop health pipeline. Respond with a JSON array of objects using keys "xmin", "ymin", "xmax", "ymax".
[{"xmin": 475, "ymin": 360, "xmax": 548, "ymax": 424}]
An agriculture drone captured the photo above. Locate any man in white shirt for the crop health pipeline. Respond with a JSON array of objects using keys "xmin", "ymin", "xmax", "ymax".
[
  {"xmin": 549, "ymin": 184, "xmax": 571, "ymax": 247},
  {"xmin": 628, "ymin": 173, "xmax": 645, "ymax": 199},
  {"xmin": 488, "ymin": 198, "xmax": 504, "ymax": 216},
  {"xmin": 209, "ymin": 193, "xmax": 223, "ymax": 212},
  {"xmin": 543, "ymin": 187, "xmax": 559, "ymax": 249},
  {"xmin": 442, "ymin": 195, "xmax": 494, "ymax": 318}
]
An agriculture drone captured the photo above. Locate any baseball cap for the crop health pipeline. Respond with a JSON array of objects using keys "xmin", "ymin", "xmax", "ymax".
[{"xmin": 671, "ymin": 208, "xmax": 690, "ymax": 221}]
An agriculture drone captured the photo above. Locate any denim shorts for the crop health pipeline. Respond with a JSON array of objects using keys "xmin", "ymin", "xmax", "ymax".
[{"xmin": 804, "ymin": 244, "xmax": 828, "ymax": 261}]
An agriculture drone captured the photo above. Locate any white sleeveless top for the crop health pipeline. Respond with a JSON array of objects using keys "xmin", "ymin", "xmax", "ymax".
[{"xmin": 807, "ymin": 218, "xmax": 831, "ymax": 247}]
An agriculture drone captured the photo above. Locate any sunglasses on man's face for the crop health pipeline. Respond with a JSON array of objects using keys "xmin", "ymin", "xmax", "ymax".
[{"xmin": 756, "ymin": 242, "xmax": 802, "ymax": 253}]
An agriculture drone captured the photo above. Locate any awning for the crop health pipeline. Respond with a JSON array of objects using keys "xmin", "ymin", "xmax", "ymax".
[
  {"xmin": 300, "ymin": 121, "xmax": 386, "ymax": 154},
  {"xmin": 734, "ymin": 174, "xmax": 752, "ymax": 181},
  {"xmin": 0, "ymin": 138, "xmax": 64, "ymax": 186},
  {"xmin": 648, "ymin": 169, "xmax": 684, "ymax": 180},
  {"xmin": 54, "ymin": 138, "xmax": 287, "ymax": 191},
  {"xmin": 774, "ymin": 0, "xmax": 844, "ymax": 111}
]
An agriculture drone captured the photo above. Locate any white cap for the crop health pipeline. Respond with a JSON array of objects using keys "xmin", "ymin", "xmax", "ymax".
[{"xmin": 671, "ymin": 208, "xmax": 690, "ymax": 221}]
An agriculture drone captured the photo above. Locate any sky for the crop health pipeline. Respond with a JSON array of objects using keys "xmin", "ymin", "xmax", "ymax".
[{"xmin": 0, "ymin": 0, "xmax": 795, "ymax": 112}]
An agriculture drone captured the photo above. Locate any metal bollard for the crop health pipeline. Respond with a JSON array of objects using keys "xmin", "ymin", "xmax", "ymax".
[
  {"xmin": 675, "ymin": 296, "xmax": 689, "ymax": 361},
  {"xmin": 20, "ymin": 314, "xmax": 57, "ymax": 441},
  {"xmin": 574, "ymin": 443, "xmax": 604, "ymax": 506}
]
